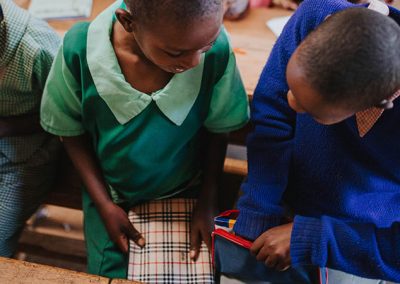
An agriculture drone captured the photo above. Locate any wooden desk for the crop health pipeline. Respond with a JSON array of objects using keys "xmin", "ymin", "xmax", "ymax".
[
  {"xmin": 225, "ymin": 8, "xmax": 292, "ymax": 95},
  {"xmin": 14, "ymin": 0, "xmax": 287, "ymax": 97},
  {"xmin": 0, "ymin": 257, "xmax": 139, "ymax": 284}
]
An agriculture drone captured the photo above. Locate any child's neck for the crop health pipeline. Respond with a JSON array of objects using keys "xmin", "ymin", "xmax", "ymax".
[{"xmin": 112, "ymin": 22, "xmax": 173, "ymax": 95}]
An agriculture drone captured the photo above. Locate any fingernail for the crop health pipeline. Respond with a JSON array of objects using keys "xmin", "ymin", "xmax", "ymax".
[
  {"xmin": 280, "ymin": 265, "xmax": 291, "ymax": 271},
  {"xmin": 190, "ymin": 250, "xmax": 196, "ymax": 260},
  {"xmin": 138, "ymin": 238, "xmax": 146, "ymax": 247}
]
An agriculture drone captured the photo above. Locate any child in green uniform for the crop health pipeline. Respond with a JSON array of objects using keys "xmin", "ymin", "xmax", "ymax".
[
  {"xmin": 0, "ymin": 0, "xmax": 60, "ymax": 257},
  {"xmin": 40, "ymin": 0, "xmax": 248, "ymax": 281}
]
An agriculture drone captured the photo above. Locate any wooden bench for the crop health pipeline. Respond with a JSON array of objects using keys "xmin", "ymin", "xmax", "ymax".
[{"xmin": 0, "ymin": 257, "xmax": 139, "ymax": 284}]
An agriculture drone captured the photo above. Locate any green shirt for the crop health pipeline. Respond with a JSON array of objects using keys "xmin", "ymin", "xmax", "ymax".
[
  {"xmin": 0, "ymin": 0, "xmax": 60, "ymax": 163},
  {"xmin": 40, "ymin": 0, "xmax": 249, "ymax": 205}
]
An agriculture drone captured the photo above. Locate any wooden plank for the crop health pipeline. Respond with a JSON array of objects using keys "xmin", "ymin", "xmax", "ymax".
[
  {"xmin": 225, "ymin": 8, "xmax": 292, "ymax": 96},
  {"xmin": 19, "ymin": 230, "xmax": 86, "ymax": 258},
  {"xmin": 112, "ymin": 280, "xmax": 142, "ymax": 284},
  {"xmin": 17, "ymin": 243, "xmax": 86, "ymax": 266},
  {"xmin": 224, "ymin": 157, "xmax": 248, "ymax": 176},
  {"xmin": 0, "ymin": 257, "xmax": 109, "ymax": 284}
]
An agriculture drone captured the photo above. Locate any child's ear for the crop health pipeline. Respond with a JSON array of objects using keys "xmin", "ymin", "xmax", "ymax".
[{"xmin": 115, "ymin": 8, "xmax": 135, "ymax": 33}]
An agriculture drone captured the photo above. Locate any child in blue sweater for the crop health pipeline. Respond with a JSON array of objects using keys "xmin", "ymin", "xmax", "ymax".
[{"xmin": 234, "ymin": 0, "xmax": 400, "ymax": 282}]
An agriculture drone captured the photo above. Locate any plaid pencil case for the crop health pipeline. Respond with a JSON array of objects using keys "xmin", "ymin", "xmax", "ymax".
[{"xmin": 212, "ymin": 210, "xmax": 327, "ymax": 283}]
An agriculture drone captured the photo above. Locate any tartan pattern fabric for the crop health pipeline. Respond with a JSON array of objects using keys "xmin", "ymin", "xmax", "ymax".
[
  {"xmin": 128, "ymin": 198, "xmax": 214, "ymax": 284},
  {"xmin": 356, "ymin": 90, "xmax": 400, "ymax": 137}
]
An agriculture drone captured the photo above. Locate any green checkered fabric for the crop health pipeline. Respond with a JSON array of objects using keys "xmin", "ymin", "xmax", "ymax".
[
  {"xmin": 0, "ymin": 0, "xmax": 61, "ymax": 161},
  {"xmin": 0, "ymin": 0, "xmax": 61, "ymax": 257},
  {"xmin": 0, "ymin": 0, "xmax": 60, "ymax": 116}
]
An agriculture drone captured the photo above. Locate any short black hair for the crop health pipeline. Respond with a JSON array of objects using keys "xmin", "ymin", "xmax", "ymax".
[
  {"xmin": 124, "ymin": 0, "xmax": 222, "ymax": 27},
  {"xmin": 296, "ymin": 8, "xmax": 400, "ymax": 109}
]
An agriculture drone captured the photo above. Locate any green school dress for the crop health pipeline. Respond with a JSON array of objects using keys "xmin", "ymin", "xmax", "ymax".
[{"xmin": 40, "ymin": 0, "xmax": 249, "ymax": 278}]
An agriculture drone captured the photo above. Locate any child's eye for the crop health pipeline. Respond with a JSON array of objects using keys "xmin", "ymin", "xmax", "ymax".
[{"xmin": 166, "ymin": 50, "xmax": 183, "ymax": 58}]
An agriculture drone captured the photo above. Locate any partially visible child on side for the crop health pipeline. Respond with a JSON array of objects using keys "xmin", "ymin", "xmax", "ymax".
[
  {"xmin": 0, "ymin": 0, "xmax": 61, "ymax": 257},
  {"xmin": 40, "ymin": 0, "xmax": 249, "ymax": 282},
  {"xmin": 234, "ymin": 0, "xmax": 400, "ymax": 282}
]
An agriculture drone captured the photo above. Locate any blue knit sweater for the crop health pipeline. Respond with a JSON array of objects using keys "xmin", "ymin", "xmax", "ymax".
[{"xmin": 234, "ymin": 0, "xmax": 400, "ymax": 281}]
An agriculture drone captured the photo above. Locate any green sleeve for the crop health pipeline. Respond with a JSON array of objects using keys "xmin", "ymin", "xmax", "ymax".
[
  {"xmin": 204, "ymin": 50, "xmax": 250, "ymax": 133},
  {"xmin": 31, "ymin": 18, "xmax": 61, "ymax": 90},
  {"xmin": 40, "ymin": 46, "xmax": 85, "ymax": 136},
  {"xmin": 33, "ymin": 47, "xmax": 58, "ymax": 91}
]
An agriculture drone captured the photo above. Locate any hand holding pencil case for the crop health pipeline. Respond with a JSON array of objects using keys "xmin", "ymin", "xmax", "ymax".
[{"xmin": 212, "ymin": 210, "xmax": 326, "ymax": 283}]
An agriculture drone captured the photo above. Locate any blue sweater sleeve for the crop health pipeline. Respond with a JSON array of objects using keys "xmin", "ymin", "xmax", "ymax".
[
  {"xmin": 234, "ymin": 0, "xmax": 354, "ymax": 241},
  {"xmin": 292, "ymin": 216, "xmax": 400, "ymax": 282}
]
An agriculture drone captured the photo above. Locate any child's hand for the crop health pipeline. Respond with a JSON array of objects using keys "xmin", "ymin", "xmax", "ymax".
[
  {"xmin": 100, "ymin": 202, "xmax": 145, "ymax": 253},
  {"xmin": 189, "ymin": 198, "xmax": 217, "ymax": 261},
  {"xmin": 250, "ymin": 222, "xmax": 293, "ymax": 271}
]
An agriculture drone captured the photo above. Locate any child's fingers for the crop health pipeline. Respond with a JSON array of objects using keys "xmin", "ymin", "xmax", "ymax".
[
  {"xmin": 255, "ymin": 248, "xmax": 268, "ymax": 262},
  {"xmin": 264, "ymin": 255, "xmax": 278, "ymax": 268},
  {"xmin": 201, "ymin": 228, "xmax": 212, "ymax": 251},
  {"xmin": 125, "ymin": 222, "xmax": 145, "ymax": 248},
  {"xmin": 115, "ymin": 234, "xmax": 129, "ymax": 254},
  {"xmin": 190, "ymin": 228, "xmax": 201, "ymax": 261},
  {"xmin": 250, "ymin": 232, "xmax": 266, "ymax": 255},
  {"xmin": 276, "ymin": 262, "xmax": 291, "ymax": 272}
]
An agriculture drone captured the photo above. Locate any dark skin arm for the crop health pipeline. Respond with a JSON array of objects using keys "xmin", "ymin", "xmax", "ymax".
[
  {"xmin": 0, "ymin": 113, "xmax": 44, "ymax": 137},
  {"xmin": 62, "ymin": 135, "xmax": 145, "ymax": 253},
  {"xmin": 190, "ymin": 131, "xmax": 228, "ymax": 261}
]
